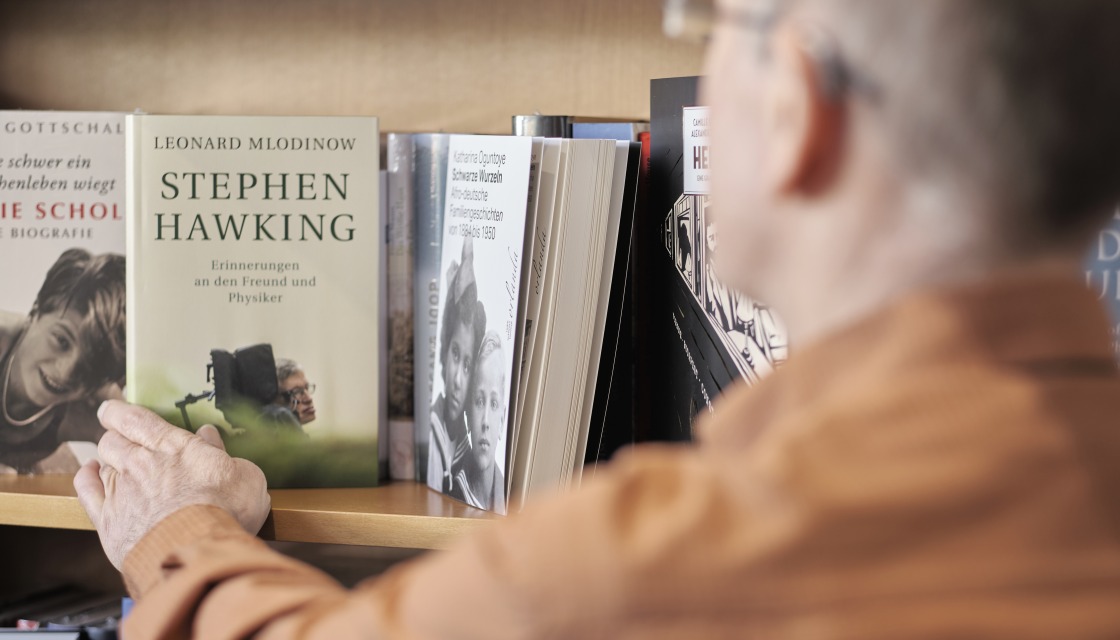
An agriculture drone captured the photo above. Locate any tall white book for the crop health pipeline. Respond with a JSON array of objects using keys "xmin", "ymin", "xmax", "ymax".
[
  {"xmin": 0, "ymin": 111, "xmax": 126, "ymax": 475},
  {"xmin": 426, "ymin": 134, "xmax": 534, "ymax": 514},
  {"xmin": 125, "ymin": 114, "xmax": 382, "ymax": 488}
]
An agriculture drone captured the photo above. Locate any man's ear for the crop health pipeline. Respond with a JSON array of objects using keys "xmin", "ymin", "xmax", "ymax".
[{"xmin": 763, "ymin": 25, "xmax": 844, "ymax": 195}]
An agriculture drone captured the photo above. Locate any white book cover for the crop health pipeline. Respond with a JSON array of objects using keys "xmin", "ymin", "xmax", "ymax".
[
  {"xmin": 427, "ymin": 134, "xmax": 533, "ymax": 514},
  {"xmin": 0, "ymin": 111, "xmax": 125, "ymax": 475},
  {"xmin": 125, "ymin": 114, "xmax": 382, "ymax": 488}
]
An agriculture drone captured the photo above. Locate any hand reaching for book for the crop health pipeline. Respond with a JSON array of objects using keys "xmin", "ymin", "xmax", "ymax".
[{"xmin": 73, "ymin": 400, "xmax": 271, "ymax": 570}]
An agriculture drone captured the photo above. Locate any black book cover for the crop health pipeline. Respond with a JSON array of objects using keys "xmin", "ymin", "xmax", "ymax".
[{"xmin": 641, "ymin": 76, "xmax": 789, "ymax": 443}]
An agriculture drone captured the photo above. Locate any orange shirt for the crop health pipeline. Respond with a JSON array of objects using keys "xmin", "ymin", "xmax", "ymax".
[{"xmin": 123, "ymin": 272, "xmax": 1120, "ymax": 639}]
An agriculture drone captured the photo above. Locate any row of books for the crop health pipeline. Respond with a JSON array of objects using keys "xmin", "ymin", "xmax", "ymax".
[
  {"xmin": 391, "ymin": 132, "xmax": 643, "ymax": 513},
  {"xmin": 0, "ymin": 109, "xmax": 646, "ymax": 516},
  {"xmin": 3, "ymin": 77, "xmax": 1117, "ymax": 515}
]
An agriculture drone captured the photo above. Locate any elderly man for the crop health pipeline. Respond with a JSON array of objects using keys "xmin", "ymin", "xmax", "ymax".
[
  {"xmin": 76, "ymin": 1, "xmax": 1120, "ymax": 637},
  {"xmin": 274, "ymin": 358, "xmax": 317, "ymax": 426}
]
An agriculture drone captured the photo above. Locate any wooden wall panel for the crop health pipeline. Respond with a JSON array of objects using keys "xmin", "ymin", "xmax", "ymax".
[{"xmin": 0, "ymin": 0, "xmax": 705, "ymax": 133}]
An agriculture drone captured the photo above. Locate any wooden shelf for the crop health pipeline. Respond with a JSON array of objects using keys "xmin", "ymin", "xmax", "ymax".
[{"xmin": 0, "ymin": 476, "xmax": 495, "ymax": 550}]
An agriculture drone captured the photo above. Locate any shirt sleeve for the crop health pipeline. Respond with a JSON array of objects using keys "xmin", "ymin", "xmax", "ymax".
[{"xmin": 121, "ymin": 444, "xmax": 745, "ymax": 640}]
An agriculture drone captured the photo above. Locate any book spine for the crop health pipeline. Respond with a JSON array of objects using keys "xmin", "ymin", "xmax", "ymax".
[
  {"xmin": 412, "ymin": 134, "xmax": 451, "ymax": 483},
  {"xmin": 124, "ymin": 115, "xmax": 141, "ymax": 406},
  {"xmin": 379, "ymin": 168, "xmax": 390, "ymax": 482},
  {"xmin": 386, "ymin": 133, "xmax": 416, "ymax": 481}
]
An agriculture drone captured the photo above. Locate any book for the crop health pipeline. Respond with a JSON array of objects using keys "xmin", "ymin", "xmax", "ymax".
[
  {"xmin": 412, "ymin": 133, "xmax": 451, "ymax": 484},
  {"xmin": 125, "ymin": 114, "xmax": 383, "ymax": 488},
  {"xmin": 426, "ymin": 134, "xmax": 535, "ymax": 515},
  {"xmin": 643, "ymin": 76, "xmax": 789, "ymax": 443},
  {"xmin": 386, "ymin": 133, "xmax": 415, "ymax": 481},
  {"xmin": 0, "ymin": 111, "xmax": 126, "ymax": 475},
  {"xmin": 511, "ymin": 115, "xmax": 571, "ymax": 138},
  {"xmin": 1086, "ymin": 209, "xmax": 1120, "ymax": 360},
  {"xmin": 571, "ymin": 121, "xmax": 649, "ymax": 142},
  {"xmin": 581, "ymin": 141, "xmax": 641, "ymax": 471},
  {"xmin": 413, "ymin": 132, "xmax": 641, "ymax": 512},
  {"xmin": 378, "ymin": 167, "xmax": 390, "ymax": 483},
  {"xmin": 512, "ymin": 115, "xmax": 649, "ymax": 141},
  {"xmin": 511, "ymin": 139, "xmax": 561, "ymax": 432},
  {"xmin": 570, "ymin": 141, "xmax": 640, "ymax": 479},
  {"xmin": 506, "ymin": 137, "xmax": 546, "ymax": 486},
  {"xmin": 510, "ymin": 138, "xmax": 627, "ymax": 507}
]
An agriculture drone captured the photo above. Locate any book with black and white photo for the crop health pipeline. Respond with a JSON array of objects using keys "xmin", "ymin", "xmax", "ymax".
[
  {"xmin": 418, "ymin": 131, "xmax": 643, "ymax": 513},
  {"xmin": 426, "ymin": 134, "xmax": 535, "ymax": 515},
  {"xmin": 0, "ymin": 111, "xmax": 126, "ymax": 476},
  {"xmin": 125, "ymin": 114, "xmax": 383, "ymax": 488}
]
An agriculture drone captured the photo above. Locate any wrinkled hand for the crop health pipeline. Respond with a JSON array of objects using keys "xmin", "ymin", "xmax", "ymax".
[{"xmin": 74, "ymin": 400, "xmax": 271, "ymax": 570}]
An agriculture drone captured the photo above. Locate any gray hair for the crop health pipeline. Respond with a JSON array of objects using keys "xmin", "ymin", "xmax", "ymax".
[
  {"xmin": 792, "ymin": 0, "xmax": 1120, "ymax": 246},
  {"xmin": 275, "ymin": 357, "xmax": 302, "ymax": 384}
]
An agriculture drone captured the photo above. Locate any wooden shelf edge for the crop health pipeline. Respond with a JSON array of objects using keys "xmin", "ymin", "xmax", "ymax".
[{"xmin": 0, "ymin": 477, "xmax": 495, "ymax": 550}]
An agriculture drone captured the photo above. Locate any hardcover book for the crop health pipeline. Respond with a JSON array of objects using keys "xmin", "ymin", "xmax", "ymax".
[
  {"xmin": 643, "ymin": 77, "xmax": 789, "ymax": 443},
  {"xmin": 0, "ymin": 111, "xmax": 126, "ymax": 475},
  {"xmin": 412, "ymin": 133, "xmax": 451, "ymax": 483},
  {"xmin": 426, "ymin": 134, "xmax": 534, "ymax": 514},
  {"xmin": 509, "ymin": 138, "xmax": 623, "ymax": 507},
  {"xmin": 386, "ymin": 133, "xmax": 415, "ymax": 481},
  {"xmin": 125, "ymin": 114, "xmax": 382, "ymax": 488}
]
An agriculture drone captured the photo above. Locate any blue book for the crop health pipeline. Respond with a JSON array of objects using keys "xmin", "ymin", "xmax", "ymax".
[
  {"xmin": 1085, "ymin": 211, "xmax": 1120, "ymax": 360},
  {"xmin": 571, "ymin": 121, "xmax": 648, "ymax": 142}
]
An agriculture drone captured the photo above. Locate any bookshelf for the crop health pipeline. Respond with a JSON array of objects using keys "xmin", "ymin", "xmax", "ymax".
[
  {"xmin": 0, "ymin": 476, "xmax": 494, "ymax": 549},
  {"xmin": 0, "ymin": 0, "xmax": 703, "ymax": 580}
]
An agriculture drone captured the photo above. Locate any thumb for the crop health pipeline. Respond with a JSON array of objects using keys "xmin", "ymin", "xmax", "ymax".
[
  {"xmin": 74, "ymin": 459, "xmax": 105, "ymax": 525},
  {"xmin": 197, "ymin": 424, "xmax": 227, "ymax": 451}
]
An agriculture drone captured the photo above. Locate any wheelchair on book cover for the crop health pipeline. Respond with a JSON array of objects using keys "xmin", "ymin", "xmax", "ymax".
[{"xmin": 174, "ymin": 343, "xmax": 298, "ymax": 435}]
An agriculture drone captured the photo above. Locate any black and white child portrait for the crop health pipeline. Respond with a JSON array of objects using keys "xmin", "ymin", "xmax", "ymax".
[
  {"xmin": 0, "ymin": 248, "xmax": 125, "ymax": 474},
  {"xmin": 450, "ymin": 330, "xmax": 507, "ymax": 513},
  {"xmin": 428, "ymin": 236, "xmax": 487, "ymax": 494}
]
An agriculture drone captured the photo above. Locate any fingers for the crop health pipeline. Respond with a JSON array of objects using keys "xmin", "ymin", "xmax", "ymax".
[
  {"xmin": 231, "ymin": 459, "xmax": 271, "ymax": 534},
  {"xmin": 196, "ymin": 424, "xmax": 226, "ymax": 451},
  {"xmin": 98, "ymin": 399, "xmax": 191, "ymax": 452},
  {"xmin": 73, "ymin": 460, "xmax": 106, "ymax": 525},
  {"xmin": 97, "ymin": 429, "xmax": 140, "ymax": 469}
]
